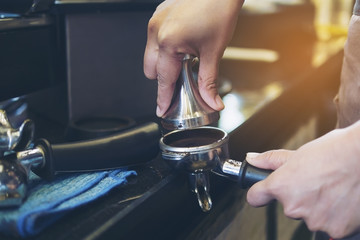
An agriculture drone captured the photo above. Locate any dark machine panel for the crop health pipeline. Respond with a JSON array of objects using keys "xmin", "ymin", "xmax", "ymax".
[{"xmin": 0, "ymin": 15, "xmax": 58, "ymax": 101}]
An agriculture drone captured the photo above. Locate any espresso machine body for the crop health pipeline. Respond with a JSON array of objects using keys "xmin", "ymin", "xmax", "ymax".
[
  {"xmin": 60, "ymin": 2, "xmax": 160, "ymax": 122},
  {"xmin": 0, "ymin": 0, "xmax": 161, "ymax": 140}
]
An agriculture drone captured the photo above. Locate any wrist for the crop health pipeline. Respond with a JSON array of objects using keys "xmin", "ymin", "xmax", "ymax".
[
  {"xmin": 354, "ymin": 0, "xmax": 360, "ymax": 16},
  {"xmin": 343, "ymin": 120, "xmax": 360, "ymax": 156}
]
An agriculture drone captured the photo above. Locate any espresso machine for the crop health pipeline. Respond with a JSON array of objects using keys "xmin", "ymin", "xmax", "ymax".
[
  {"xmin": 0, "ymin": 0, "xmax": 163, "ymax": 207},
  {"xmin": 0, "ymin": 0, "xmax": 162, "ymax": 136}
]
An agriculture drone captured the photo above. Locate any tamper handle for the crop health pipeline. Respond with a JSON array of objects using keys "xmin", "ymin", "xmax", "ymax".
[{"xmin": 238, "ymin": 160, "xmax": 272, "ymax": 188}]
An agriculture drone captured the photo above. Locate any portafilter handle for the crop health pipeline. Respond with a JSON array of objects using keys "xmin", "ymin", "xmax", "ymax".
[
  {"xmin": 0, "ymin": 122, "xmax": 161, "ymax": 207},
  {"xmin": 220, "ymin": 159, "xmax": 272, "ymax": 188}
]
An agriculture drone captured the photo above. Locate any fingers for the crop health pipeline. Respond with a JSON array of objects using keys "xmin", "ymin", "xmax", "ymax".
[
  {"xmin": 150, "ymin": 50, "xmax": 224, "ymax": 116},
  {"xmin": 247, "ymin": 180, "xmax": 274, "ymax": 207},
  {"xmin": 246, "ymin": 149, "xmax": 294, "ymax": 170},
  {"xmin": 143, "ymin": 10, "xmax": 161, "ymax": 80},
  {"xmin": 155, "ymin": 52, "xmax": 183, "ymax": 116},
  {"xmin": 144, "ymin": 44, "xmax": 158, "ymax": 80},
  {"xmin": 143, "ymin": 5, "xmax": 184, "ymax": 117},
  {"xmin": 246, "ymin": 149, "xmax": 294, "ymax": 207},
  {"xmin": 197, "ymin": 53, "xmax": 224, "ymax": 111}
]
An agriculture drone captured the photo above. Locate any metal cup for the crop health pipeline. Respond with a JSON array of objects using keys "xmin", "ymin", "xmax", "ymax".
[{"xmin": 160, "ymin": 126, "xmax": 228, "ymax": 212}]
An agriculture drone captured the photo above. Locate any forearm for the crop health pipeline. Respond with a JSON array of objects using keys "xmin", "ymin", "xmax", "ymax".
[
  {"xmin": 354, "ymin": 0, "xmax": 360, "ymax": 15},
  {"xmin": 343, "ymin": 119, "xmax": 360, "ymax": 156},
  {"xmin": 335, "ymin": 4, "xmax": 360, "ymax": 128}
]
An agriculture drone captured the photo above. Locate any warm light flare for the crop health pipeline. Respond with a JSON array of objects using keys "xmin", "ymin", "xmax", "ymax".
[{"xmin": 223, "ymin": 47, "xmax": 279, "ymax": 63}]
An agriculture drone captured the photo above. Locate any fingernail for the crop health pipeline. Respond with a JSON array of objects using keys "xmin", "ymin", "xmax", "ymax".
[
  {"xmin": 246, "ymin": 152, "xmax": 260, "ymax": 160},
  {"xmin": 156, "ymin": 105, "xmax": 162, "ymax": 117},
  {"xmin": 215, "ymin": 95, "xmax": 225, "ymax": 110}
]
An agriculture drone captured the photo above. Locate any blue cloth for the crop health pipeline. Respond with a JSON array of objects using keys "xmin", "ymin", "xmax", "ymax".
[{"xmin": 0, "ymin": 169, "xmax": 136, "ymax": 238}]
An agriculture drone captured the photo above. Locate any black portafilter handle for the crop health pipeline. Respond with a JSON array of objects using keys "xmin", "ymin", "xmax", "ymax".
[
  {"xmin": 238, "ymin": 160, "xmax": 272, "ymax": 188},
  {"xmin": 221, "ymin": 159, "xmax": 272, "ymax": 188},
  {"xmin": 32, "ymin": 122, "xmax": 161, "ymax": 180}
]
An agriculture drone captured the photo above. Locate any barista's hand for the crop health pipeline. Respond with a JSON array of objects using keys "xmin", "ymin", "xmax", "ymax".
[
  {"xmin": 246, "ymin": 121, "xmax": 360, "ymax": 239},
  {"xmin": 144, "ymin": 0, "xmax": 244, "ymax": 117}
]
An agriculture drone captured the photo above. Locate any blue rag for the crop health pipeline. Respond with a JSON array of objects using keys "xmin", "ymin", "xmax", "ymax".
[{"xmin": 0, "ymin": 169, "xmax": 136, "ymax": 238}]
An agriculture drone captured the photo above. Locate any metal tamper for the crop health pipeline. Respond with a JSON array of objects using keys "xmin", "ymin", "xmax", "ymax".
[{"xmin": 161, "ymin": 54, "xmax": 219, "ymax": 130}]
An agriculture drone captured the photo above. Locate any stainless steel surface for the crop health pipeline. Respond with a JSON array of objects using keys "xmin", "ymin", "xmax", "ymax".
[
  {"xmin": 0, "ymin": 147, "xmax": 45, "ymax": 207},
  {"xmin": 0, "ymin": 110, "xmax": 34, "ymax": 155},
  {"xmin": 0, "ymin": 15, "xmax": 52, "ymax": 31},
  {"xmin": 16, "ymin": 147, "xmax": 45, "ymax": 172},
  {"xmin": 189, "ymin": 172, "xmax": 212, "ymax": 212},
  {"xmin": 161, "ymin": 55, "xmax": 219, "ymax": 130},
  {"xmin": 221, "ymin": 159, "xmax": 242, "ymax": 181},
  {"xmin": 0, "ymin": 161, "xmax": 27, "ymax": 207},
  {"xmin": 160, "ymin": 126, "xmax": 229, "ymax": 173},
  {"xmin": 0, "ymin": 97, "xmax": 30, "ymax": 129}
]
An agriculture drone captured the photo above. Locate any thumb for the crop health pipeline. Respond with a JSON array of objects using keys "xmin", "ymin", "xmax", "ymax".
[
  {"xmin": 245, "ymin": 149, "xmax": 294, "ymax": 170},
  {"xmin": 247, "ymin": 178, "xmax": 274, "ymax": 207},
  {"xmin": 197, "ymin": 54, "xmax": 224, "ymax": 111},
  {"xmin": 246, "ymin": 150, "xmax": 294, "ymax": 207}
]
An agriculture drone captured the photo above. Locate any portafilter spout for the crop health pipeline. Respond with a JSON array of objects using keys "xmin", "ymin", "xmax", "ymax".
[{"xmin": 161, "ymin": 55, "xmax": 219, "ymax": 130}]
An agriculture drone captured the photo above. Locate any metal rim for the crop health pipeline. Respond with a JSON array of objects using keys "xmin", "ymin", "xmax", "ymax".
[{"xmin": 159, "ymin": 126, "xmax": 228, "ymax": 153}]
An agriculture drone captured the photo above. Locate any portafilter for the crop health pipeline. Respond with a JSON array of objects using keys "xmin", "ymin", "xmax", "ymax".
[
  {"xmin": 160, "ymin": 55, "xmax": 271, "ymax": 212},
  {"xmin": 160, "ymin": 127, "xmax": 271, "ymax": 212}
]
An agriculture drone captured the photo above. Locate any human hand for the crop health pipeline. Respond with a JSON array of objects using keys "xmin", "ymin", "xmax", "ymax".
[
  {"xmin": 144, "ymin": 0, "xmax": 244, "ymax": 117},
  {"xmin": 245, "ymin": 121, "xmax": 360, "ymax": 239}
]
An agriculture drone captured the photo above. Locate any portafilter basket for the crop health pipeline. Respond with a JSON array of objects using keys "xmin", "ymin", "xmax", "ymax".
[{"xmin": 160, "ymin": 126, "xmax": 272, "ymax": 212}]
